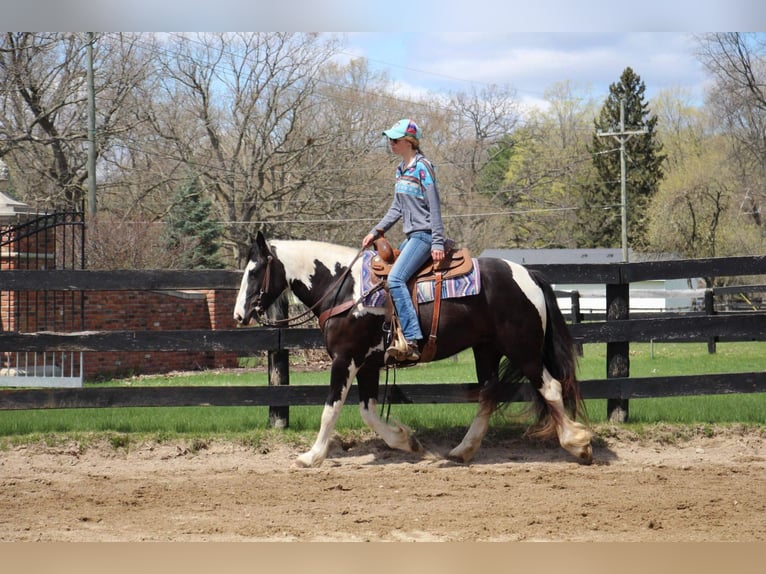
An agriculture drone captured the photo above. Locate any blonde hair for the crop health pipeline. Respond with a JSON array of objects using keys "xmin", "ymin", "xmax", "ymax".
[{"xmin": 403, "ymin": 135, "xmax": 420, "ymax": 152}]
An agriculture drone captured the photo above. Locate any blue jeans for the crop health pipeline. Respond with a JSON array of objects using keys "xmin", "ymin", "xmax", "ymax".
[{"xmin": 388, "ymin": 232, "xmax": 432, "ymax": 341}]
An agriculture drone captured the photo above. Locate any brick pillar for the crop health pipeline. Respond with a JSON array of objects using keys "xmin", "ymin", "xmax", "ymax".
[{"xmin": 206, "ymin": 289, "xmax": 239, "ymax": 368}]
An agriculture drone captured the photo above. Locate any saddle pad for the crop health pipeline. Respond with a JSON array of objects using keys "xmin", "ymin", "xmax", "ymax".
[{"xmin": 361, "ymin": 250, "xmax": 481, "ymax": 307}]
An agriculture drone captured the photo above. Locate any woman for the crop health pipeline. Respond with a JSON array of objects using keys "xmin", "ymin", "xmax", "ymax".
[{"xmin": 362, "ymin": 118, "xmax": 446, "ymax": 362}]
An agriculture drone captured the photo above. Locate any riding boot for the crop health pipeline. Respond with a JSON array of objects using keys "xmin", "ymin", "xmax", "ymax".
[{"xmin": 385, "ymin": 315, "xmax": 420, "ymax": 363}]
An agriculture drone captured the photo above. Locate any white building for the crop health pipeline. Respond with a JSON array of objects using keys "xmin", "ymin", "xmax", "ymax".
[{"xmin": 480, "ymin": 248, "xmax": 705, "ymax": 315}]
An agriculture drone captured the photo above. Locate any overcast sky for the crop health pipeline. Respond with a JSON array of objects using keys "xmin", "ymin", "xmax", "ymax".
[
  {"xmin": 339, "ymin": 33, "xmax": 710, "ymax": 108},
  {"xmin": 7, "ymin": 1, "xmax": 766, "ymax": 35}
]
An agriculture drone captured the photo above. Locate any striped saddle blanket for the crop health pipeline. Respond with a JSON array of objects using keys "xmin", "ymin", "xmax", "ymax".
[{"xmin": 360, "ymin": 250, "xmax": 481, "ymax": 307}]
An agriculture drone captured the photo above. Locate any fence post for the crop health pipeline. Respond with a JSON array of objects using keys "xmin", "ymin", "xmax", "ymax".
[
  {"xmin": 268, "ymin": 349, "xmax": 289, "ymax": 429},
  {"xmin": 570, "ymin": 290, "xmax": 583, "ymax": 356},
  {"xmin": 705, "ymin": 288, "xmax": 717, "ymax": 354},
  {"xmin": 606, "ymin": 281, "xmax": 629, "ymax": 423},
  {"xmin": 268, "ymin": 294, "xmax": 290, "ymax": 429}
]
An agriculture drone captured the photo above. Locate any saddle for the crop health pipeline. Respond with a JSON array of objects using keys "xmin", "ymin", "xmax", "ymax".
[
  {"xmin": 370, "ymin": 234, "xmax": 473, "ymax": 364},
  {"xmin": 370, "ymin": 237, "xmax": 473, "ymax": 283}
]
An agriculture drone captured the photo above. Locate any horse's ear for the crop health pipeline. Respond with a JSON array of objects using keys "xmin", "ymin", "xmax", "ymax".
[{"xmin": 254, "ymin": 230, "xmax": 271, "ymax": 256}]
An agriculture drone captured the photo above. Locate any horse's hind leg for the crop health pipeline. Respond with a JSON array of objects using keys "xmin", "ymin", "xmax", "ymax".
[
  {"xmin": 448, "ymin": 345, "xmax": 499, "ymax": 463},
  {"xmin": 357, "ymin": 366, "xmax": 423, "ymax": 454},
  {"xmin": 536, "ymin": 368, "xmax": 592, "ymax": 463},
  {"xmin": 448, "ymin": 399, "xmax": 494, "ymax": 463}
]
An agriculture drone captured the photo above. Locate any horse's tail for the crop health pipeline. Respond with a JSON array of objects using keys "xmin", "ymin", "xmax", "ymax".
[{"xmin": 526, "ymin": 269, "xmax": 587, "ymax": 436}]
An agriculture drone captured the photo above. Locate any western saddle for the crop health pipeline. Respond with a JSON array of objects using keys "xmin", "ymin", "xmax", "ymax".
[{"xmin": 370, "ymin": 234, "xmax": 473, "ymax": 363}]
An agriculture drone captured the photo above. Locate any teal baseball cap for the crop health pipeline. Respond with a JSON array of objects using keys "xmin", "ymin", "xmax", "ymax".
[{"xmin": 382, "ymin": 118, "xmax": 421, "ymax": 141}]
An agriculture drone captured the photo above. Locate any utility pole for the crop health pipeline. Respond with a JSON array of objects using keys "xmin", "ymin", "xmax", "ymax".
[
  {"xmin": 597, "ymin": 98, "xmax": 647, "ymax": 262},
  {"xmin": 597, "ymin": 98, "xmax": 648, "ymax": 424},
  {"xmin": 86, "ymin": 32, "xmax": 97, "ymax": 215}
]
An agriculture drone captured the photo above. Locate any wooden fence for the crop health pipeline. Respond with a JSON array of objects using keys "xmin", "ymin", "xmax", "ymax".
[{"xmin": 1, "ymin": 255, "xmax": 766, "ymax": 424}]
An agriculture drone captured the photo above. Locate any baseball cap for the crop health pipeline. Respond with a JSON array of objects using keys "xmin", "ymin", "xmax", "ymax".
[{"xmin": 382, "ymin": 118, "xmax": 421, "ymax": 141}]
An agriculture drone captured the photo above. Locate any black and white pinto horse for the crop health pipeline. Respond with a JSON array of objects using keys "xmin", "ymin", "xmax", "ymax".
[{"xmin": 233, "ymin": 231, "xmax": 592, "ymax": 468}]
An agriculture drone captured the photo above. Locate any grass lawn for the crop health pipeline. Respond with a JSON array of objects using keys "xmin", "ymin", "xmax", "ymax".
[{"xmin": 0, "ymin": 341, "xmax": 764, "ymax": 445}]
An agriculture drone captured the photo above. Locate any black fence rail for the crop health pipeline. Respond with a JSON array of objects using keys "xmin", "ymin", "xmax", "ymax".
[{"xmin": 2, "ymin": 256, "xmax": 766, "ymax": 423}]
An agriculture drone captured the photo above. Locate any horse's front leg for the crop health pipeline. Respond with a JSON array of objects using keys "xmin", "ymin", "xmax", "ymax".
[
  {"xmin": 356, "ymin": 365, "xmax": 423, "ymax": 454},
  {"xmin": 295, "ymin": 356, "xmax": 357, "ymax": 468}
]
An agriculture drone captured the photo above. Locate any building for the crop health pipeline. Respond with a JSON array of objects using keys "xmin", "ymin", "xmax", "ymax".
[{"xmin": 480, "ymin": 248, "xmax": 705, "ymax": 315}]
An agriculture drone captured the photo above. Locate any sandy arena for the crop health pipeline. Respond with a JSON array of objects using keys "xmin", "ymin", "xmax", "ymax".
[{"xmin": 1, "ymin": 426, "xmax": 764, "ymax": 542}]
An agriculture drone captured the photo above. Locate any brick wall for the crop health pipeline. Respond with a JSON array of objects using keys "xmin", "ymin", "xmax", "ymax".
[
  {"xmin": 4, "ymin": 221, "xmax": 242, "ymax": 380},
  {"xmin": 82, "ymin": 288, "xmax": 239, "ymax": 379}
]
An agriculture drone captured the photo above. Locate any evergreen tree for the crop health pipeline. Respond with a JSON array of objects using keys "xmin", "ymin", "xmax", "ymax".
[
  {"xmin": 477, "ymin": 135, "xmax": 516, "ymax": 199},
  {"xmin": 577, "ymin": 67, "xmax": 666, "ymax": 249},
  {"xmin": 163, "ymin": 178, "xmax": 225, "ymax": 269}
]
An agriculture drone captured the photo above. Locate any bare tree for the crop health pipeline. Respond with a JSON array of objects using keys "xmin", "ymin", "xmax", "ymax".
[
  {"xmin": 696, "ymin": 33, "xmax": 766, "ymax": 225},
  {"xmin": 429, "ymin": 84, "xmax": 521, "ymax": 250},
  {"xmin": 0, "ymin": 32, "xmax": 156, "ymax": 210},
  {"xmin": 284, "ymin": 57, "xmax": 402, "ymax": 247},
  {"xmin": 138, "ymin": 32, "xmax": 363, "ymax": 264},
  {"xmin": 444, "ymin": 84, "xmax": 520, "ymax": 197}
]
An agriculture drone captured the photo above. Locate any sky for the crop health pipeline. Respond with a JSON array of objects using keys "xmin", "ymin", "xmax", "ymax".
[
  {"xmin": 6, "ymin": 1, "xmax": 766, "ymax": 34},
  {"xmin": 5, "ymin": 1, "xmax": 765, "ymax": 112},
  {"xmin": 339, "ymin": 33, "xmax": 710, "ymax": 109}
]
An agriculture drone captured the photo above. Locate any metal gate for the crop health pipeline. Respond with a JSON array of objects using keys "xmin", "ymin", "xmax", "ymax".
[{"xmin": 1, "ymin": 210, "xmax": 85, "ymax": 387}]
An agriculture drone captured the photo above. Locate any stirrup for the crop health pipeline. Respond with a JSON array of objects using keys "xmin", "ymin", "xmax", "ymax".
[
  {"xmin": 386, "ymin": 342, "xmax": 420, "ymax": 363},
  {"xmin": 385, "ymin": 315, "xmax": 414, "ymax": 363}
]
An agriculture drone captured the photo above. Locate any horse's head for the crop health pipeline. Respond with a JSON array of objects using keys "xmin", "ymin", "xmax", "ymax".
[{"xmin": 233, "ymin": 231, "xmax": 287, "ymax": 325}]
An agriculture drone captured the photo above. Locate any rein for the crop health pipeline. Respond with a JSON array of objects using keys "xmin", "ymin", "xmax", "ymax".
[{"xmin": 253, "ymin": 245, "xmax": 369, "ymax": 329}]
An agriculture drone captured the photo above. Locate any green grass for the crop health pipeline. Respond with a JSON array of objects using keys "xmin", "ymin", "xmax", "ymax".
[
  {"xmin": 1, "ymin": 342, "xmax": 764, "ymax": 444},
  {"xmin": 577, "ymin": 341, "xmax": 766, "ymax": 379}
]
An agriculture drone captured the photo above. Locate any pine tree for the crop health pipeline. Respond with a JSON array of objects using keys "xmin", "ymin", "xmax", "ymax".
[
  {"xmin": 577, "ymin": 67, "xmax": 666, "ymax": 249},
  {"xmin": 163, "ymin": 178, "xmax": 225, "ymax": 269},
  {"xmin": 478, "ymin": 135, "xmax": 516, "ymax": 198}
]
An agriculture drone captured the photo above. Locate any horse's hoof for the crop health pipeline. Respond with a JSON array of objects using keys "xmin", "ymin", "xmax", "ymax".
[
  {"xmin": 578, "ymin": 445, "xmax": 593, "ymax": 465},
  {"xmin": 409, "ymin": 434, "xmax": 424, "ymax": 453},
  {"xmin": 447, "ymin": 447, "xmax": 473, "ymax": 464},
  {"xmin": 295, "ymin": 452, "xmax": 323, "ymax": 468}
]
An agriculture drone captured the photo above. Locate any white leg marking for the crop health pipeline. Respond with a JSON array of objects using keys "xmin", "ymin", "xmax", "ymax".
[
  {"xmin": 540, "ymin": 369, "xmax": 563, "ymax": 403},
  {"xmin": 541, "ymin": 369, "xmax": 592, "ymax": 463},
  {"xmin": 295, "ymin": 360, "xmax": 357, "ymax": 468},
  {"xmin": 449, "ymin": 403, "xmax": 493, "ymax": 463},
  {"xmin": 359, "ymin": 399, "xmax": 420, "ymax": 453}
]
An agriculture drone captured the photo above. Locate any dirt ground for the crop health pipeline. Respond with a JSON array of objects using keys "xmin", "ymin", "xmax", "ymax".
[{"xmin": 1, "ymin": 425, "xmax": 764, "ymax": 542}]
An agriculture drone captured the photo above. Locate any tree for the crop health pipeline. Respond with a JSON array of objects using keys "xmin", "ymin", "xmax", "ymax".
[
  {"xmin": 647, "ymin": 87, "xmax": 766, "ymax": 260},
  {"xmin": 142, "ymin": 32, "xmax": 351, "ymax": 265},
  {"xmin": 295, "ymin": 57, "xmax": 403, "ymax": 247},
  {"xmin": 646, "ymin": 140, "xmax": 731, "ymax": 258},
  {"xmin": 696, "ymin": 33, "xmax": 766, "ymax": 230},
  {"xmin": 163, "ymin": 177, "xmax": 225, "ymax": 269},
  {"xmin": 577, "ymin": 67, "xmax": 666, "ymax": 250},
  {"xmin": 477, "ymin": 134, "xmax": 515, "ymax": 200},
  {"xmin": 438, "ymin": 84, "xmax": 521, "ymax": 250},
  {"xmin": 0, "ymin": 32, "xmax": 155, "ymax": 210},
  {"xmin": 485, "ymin": 81, "xmax": 598, "ymax": 248}
]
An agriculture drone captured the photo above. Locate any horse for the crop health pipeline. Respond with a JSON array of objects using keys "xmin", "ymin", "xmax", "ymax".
[{"xmin": 233, "ymin": 231, "xmax": 592, "ymax": 468}]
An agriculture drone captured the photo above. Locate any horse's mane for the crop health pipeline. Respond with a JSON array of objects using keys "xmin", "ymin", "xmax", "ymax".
[{"xmin": 269, "ymin": 239, "xmax": 360, "ymax": 283}]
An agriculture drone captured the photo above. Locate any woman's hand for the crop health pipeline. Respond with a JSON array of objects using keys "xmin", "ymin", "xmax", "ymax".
[
  {"xmin": 362, "ymin": 233, "xmax": 376, "ymax": 248},
  {"xmin": 432, "ymin": 249, "xmax": 445, "ymax": 262}
]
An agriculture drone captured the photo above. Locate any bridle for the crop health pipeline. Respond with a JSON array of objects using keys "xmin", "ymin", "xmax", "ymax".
[{"xmin": 250, "ymin": 245, "xmax": 372, "ymax": 329}]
